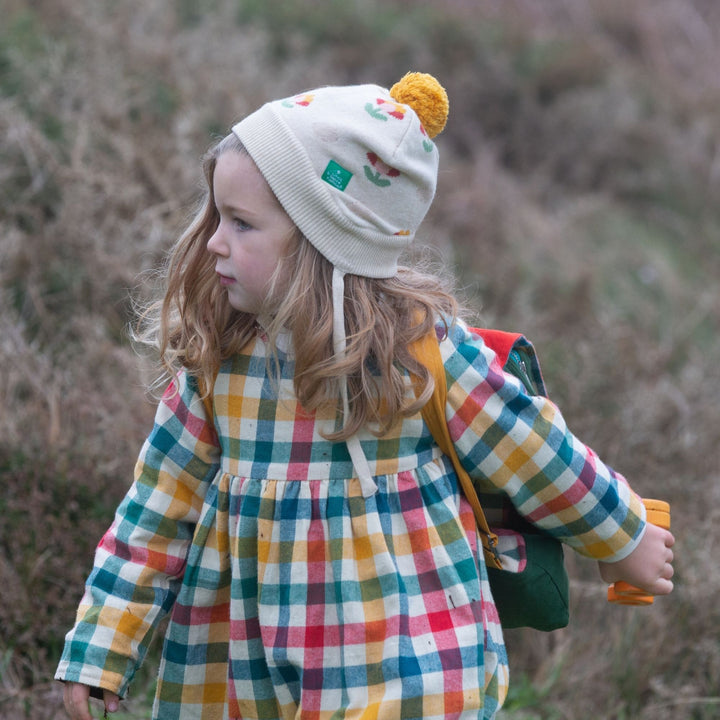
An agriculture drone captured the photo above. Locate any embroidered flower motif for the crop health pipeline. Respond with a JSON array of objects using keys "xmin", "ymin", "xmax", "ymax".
[
  {"xmin": 281, "ymin": 93, "xmax": 315, "ymax": 108},
  {"xmin": 365, "ymin": 98, "xmax": 407, "ymax": 122},
  {"xmin": 364, "ymin": 152, "xmax": 401, "ymax": 187},
  {"xmin": 420, "ymin": 124, "xmax": 434, "ymax": 153}
]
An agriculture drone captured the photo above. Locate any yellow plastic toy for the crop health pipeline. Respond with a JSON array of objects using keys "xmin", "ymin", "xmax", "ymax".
[{"xmin": 607, "ymin": 499, "xmax": 671, "ymax": 605}]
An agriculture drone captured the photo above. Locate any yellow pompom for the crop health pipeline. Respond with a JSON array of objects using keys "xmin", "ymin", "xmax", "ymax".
[{"xmin": 389, "ymin": 72, "xmax": 449, "ymax": 139}]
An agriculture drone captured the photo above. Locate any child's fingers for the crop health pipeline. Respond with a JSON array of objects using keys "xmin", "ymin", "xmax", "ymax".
[
  {"xmin": 63, "ymin": 682, "xmax": 92, "ymax": 720},
  {"xmin": 62, "ymin": 683, "xmax": 120, "ymax": 719},
  {"xmin": 659, "ymin": 532, "xmax": 675, "ymax": 589},
  {"xmin": 652, "ymin": 546, "xmax": 675, "ymax": 595},
  {"xmin": 103, "ymin": 689, "xmax": 120, "ymax": 714},
  {"xmin": 653, "ymin": 574, "xmax": 674, "ymax": 595},
  {"xmin": 663, "ymin": 529, "xmax": 675, "ymax": 548},
  {"xmin": 652, "ymin": 529, "xmax": 675, "ymax": 591}
]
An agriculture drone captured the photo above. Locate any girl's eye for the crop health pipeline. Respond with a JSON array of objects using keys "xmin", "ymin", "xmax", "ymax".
[{"xmin": 233, "ymin": 217, "xmax": 253, "ymax": 232}]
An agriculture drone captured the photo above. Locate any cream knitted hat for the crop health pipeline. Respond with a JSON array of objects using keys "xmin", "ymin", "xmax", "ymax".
[
  {"xmin": 232, "ymin": 72, "xmax": 449, "ymax": 278},
  {"xmin": 232, "ymin": 73, "xmax": 449, "ymax": 496}
]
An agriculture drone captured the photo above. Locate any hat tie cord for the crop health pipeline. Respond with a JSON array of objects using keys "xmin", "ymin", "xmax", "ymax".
[{"xmin": 332, "ymin": 267, "xmax": 377, "ymax": 498}]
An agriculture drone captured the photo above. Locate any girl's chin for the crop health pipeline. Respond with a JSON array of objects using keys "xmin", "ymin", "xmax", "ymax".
[{"xmin": 224, "ymin": 293, "xmax": 259, "ymax": 315}]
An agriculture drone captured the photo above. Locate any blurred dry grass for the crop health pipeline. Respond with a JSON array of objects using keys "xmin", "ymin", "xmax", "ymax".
[{"xmin": 1, "ymin": 1, "xmax": 719, "ymax": 718}]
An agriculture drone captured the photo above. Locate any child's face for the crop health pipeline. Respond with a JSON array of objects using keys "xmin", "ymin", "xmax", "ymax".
[{"xmin": 207, "ymin": 150, "xmax": 296, "ymax": 314}]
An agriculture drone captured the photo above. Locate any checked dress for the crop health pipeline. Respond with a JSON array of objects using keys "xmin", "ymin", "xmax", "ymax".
[{"xmin": 56, "ymin": 320, "xmax": 646, "ymax": 719}]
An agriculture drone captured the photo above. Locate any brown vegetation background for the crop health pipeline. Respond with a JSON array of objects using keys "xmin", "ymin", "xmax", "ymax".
[{"xmin": 1, "ymin": 1, "xmax": 719, "ymax": 718}]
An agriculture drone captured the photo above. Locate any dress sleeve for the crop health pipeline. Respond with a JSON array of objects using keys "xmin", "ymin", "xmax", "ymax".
[
  {"xmin": 55, "ymin": 369, "xmax": 220, "ymax": 697},
  {"xmin": 441, "ymin": 320, "xmax": 646, "ymax": 562}
]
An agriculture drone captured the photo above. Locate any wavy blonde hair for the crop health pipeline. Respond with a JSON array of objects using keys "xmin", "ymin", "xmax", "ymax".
[{"xmin": 139, "ymin": 134, "xmax": 460, "ymax": 440}]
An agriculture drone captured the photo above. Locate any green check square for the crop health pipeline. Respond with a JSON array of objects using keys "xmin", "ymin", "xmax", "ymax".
[{"xmin": 322, "ymin": 160, "xmax": 353, "ymax": 191}]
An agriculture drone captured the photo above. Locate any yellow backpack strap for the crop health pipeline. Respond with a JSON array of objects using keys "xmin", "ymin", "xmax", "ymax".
[
  {"xmin": 197, "ymin": 371, "xmax": 218, "ymax": 422},
  {"xmin": 410, "ymin": 330, "xmax": 503, "ymax": 569},
  {"xmin": 201, "ymin": 392, "xmax": 214, "ymax": 422}
]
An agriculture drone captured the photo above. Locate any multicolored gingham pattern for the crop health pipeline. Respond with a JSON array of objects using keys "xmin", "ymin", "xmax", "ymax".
[{"xmin": 56, "ymin": 320, "xmax": 645, "ymax": 719}]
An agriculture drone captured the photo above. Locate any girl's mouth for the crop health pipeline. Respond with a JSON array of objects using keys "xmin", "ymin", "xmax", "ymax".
[{"xmin": 217, "ymin": 273, "xmax": 236, "ymax": 286}]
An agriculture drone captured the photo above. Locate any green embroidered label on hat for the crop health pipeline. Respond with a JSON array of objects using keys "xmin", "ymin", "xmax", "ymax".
[{"xmin": 322, "ymin": 160, "xmax": 353, "ymax": 191}]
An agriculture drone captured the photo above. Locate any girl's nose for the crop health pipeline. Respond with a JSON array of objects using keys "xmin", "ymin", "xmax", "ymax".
[{"xmin": 207, "ymin": 222, "xmax": 228, "ymax": 256}]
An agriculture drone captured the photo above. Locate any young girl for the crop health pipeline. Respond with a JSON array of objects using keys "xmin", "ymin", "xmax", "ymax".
[{"xmin": 57, "ymin": 73, "xmax": 674, "ymax": 720}]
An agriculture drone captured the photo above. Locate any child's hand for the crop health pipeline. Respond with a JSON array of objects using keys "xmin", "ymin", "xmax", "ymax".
[
  {"xmin": 598, "ymin": 522, "xmax": 675, "ymax": 595},
  {"xmin": 63, "ymin": 682, "xmax": 120, "ymax": 719}
]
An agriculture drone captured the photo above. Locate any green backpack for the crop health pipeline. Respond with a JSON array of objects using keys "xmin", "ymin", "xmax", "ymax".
[{"xmin": 413, "ymin": 327, "xmax": 569, "ymax": 631}]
